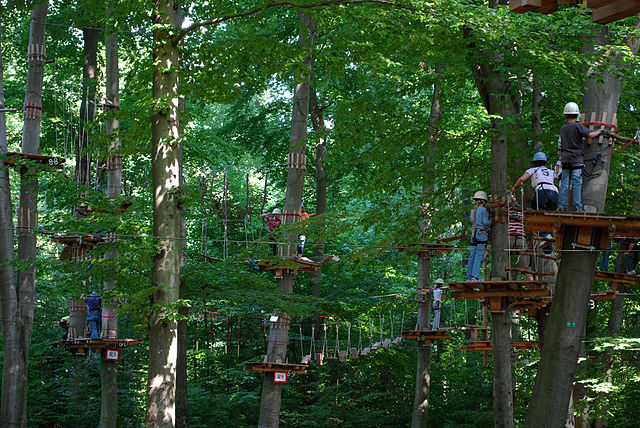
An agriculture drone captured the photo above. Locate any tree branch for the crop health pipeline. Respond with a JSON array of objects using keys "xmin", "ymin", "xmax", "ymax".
[{"xmin": 177, "ymin": 0, "xmax": 415, "ymax": 42}]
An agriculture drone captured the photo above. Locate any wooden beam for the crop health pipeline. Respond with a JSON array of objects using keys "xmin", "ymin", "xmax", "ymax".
[
  {"xmin": 592, "ymin": 0, "xmax": 640, "ymax": 24},
  {"xmin": 540, "ymin": 0, "xmax": 558, "ymax": 13},
  {"xmin": 586, "ymin": 0, "xmax": 616, "ymax": 8},
  {"xmin": 453, "ymin": 289, "xmax": 551, "ymax": 299},
  {"xmin": 509, "ymin": 0, "xmax": 541, "ymax": 12}
]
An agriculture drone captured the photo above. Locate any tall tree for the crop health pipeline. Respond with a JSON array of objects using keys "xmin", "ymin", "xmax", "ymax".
[
  {"xmin": 258, "ymin": 11, "xmax": 315, "ymax": 428},
  {"xmin": 309, "ymin": 88, "xmax": 326, "ymax": 298},
  {"xmin": 146, "ymin": 0, "xmax": 183, "ymax": 425},
  {"xmin": 524, "ymin": 25, "xmax": 636, "ymax": 427},
  {"xmin": 0, "ymin": 2, "xmax": 48, "ymax": 427},
  {"xmin": 77, "ymin": 26, "xmax": 98, "ymax": 186},
  {"xmin": 100, "ymin": 7, "xmax": 121, "ymax": 426},
  {"xmin": 411, "ymin": 65, "xmax": 442, "ymax": 428},
  {"xmin": 0, "ymin": 11, "xmax": 18, "ymax": 428}
]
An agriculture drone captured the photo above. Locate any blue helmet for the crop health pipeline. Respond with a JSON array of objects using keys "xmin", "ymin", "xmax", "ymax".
[
  {"xmin": 90, "ymin": 291, "xmax": 99, "ymax": 297},
  {"xmin": 533, "ymin": 152, "xmax": 547, "ymax": 162}
]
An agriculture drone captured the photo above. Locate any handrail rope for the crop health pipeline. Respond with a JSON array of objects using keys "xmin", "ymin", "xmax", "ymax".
[{"xmin": 263, "ymin": 323, "xmax": 288, "ymax": 346}]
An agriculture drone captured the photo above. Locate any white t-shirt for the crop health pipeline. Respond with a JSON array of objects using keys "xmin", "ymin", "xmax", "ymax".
[
  {"xmin": 526, "ymin": 167, "xmax": 558, "ymax": 192},
  {"xmin": 433, "ymin": 288, "xmax": 443, "ymax": 303}
]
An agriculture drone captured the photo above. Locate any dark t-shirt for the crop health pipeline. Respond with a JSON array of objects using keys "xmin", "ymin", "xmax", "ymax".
[{"xmin": 560, "ymin": 121, "xmax": 592, "ymax": 164}]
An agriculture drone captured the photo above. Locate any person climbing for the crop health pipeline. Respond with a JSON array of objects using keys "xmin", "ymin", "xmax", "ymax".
[
  {"xmin": 508, "ymin": 203, "xmax": 534, "ymax": 281},
  {"xmin": 466, "ymin": 191, "xmax": 490, "ymax": 281},
  {"xmin": 622, "ymin": 237, "xmax": 640, "ymax": 275},
  {"xmin": 432, "ymin": 278, "xmax": 445, "ymax": 330},
  {"xmin": 557, "ymin": 102, "xmax": 606, "ymax": 213},
  {"xmin": 84, "ymin": 291, "xmax": 102, "ymax": 339},
  {"xmin": 511, "ymin": 152, "xmax": 559, "ymax": 211},
  {"xmin": 58, "ymin": 315, "xmax": 70, "ymax": 340},
  {"xmin": 262, "ymin": 208, "xmax": 282, "ymax": 256}
]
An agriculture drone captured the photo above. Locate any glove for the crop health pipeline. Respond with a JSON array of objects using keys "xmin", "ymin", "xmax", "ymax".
[{"xmin": 600, "ymin": 130, "xmax": 610, "ymax": 138}]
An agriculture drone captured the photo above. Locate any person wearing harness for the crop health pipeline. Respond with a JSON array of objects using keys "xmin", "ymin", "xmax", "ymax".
[
  {"xmin": 510, "ymin": 152, "xmax": 559, "ymax": 210},
  {"xmin": 557, "ymin": 102, "xmax": 605, "ymax": 213},
  {"xmin": 432, "ymin": 279, "xmax": 445, "ymax": 329},
  {"xmin": 262, "ymin": 208, "xmax": 282, "ymax": 255},
  {"xmin": 466, "ymin": 191, "xmax": 490, "ymax": 281},
  {"xmin": 84, "ymin": 291, "xmax": 103, "ymax": 339}
]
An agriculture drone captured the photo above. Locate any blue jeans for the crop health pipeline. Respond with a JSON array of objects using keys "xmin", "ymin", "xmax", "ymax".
[
  {"xmin": 466, "ymin": 242, "xmax": 487, "ymax": 280},
  {"xmin": 559, "ymin": 167, "xmax": 583, "ymax": 209}
]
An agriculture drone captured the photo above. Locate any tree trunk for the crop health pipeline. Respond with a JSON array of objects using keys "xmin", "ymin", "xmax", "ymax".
[
  {"xmin": 100, "ymin": 12, "xmax": 121, "ymax": 427},
  {"xmin": 2, "ymin": 4, "xmax": 48, "ymax": 426},
  {"xmin": 525, "ymin": 27, "xmax": 630, "ymax": 427},
  {"xmin": 0, "ymin": 15, "xmax": 18, "ymax": 428},
  {"xmin": 77, "ymin": 27, "xmax": 98, "ymax": 187},
  {"xmin": 411, "ymin": 253, "xmax": 432, "ymax": 428},
  {"xmin": 472, "ymin": 57, "xmax": 519, "ymax": 428},
  {"xmin": 258, "ymin": 12, "xmax": 315, "ymax": 428},
  {"xmin": 309, "ymin": 89, "xmax": 326, "ymax": 298},
  {"xmin": 176, "ymin": 306, "xmax": 190, "ymax": 428},
  {"xmin": 145, "ymin": 1, "xmax": 182, "ymax": 426}
]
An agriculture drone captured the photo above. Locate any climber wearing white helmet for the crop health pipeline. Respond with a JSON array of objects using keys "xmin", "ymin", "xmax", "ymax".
[
  {"xmin": 432, "ymin": 278, "xmax": 445, "ymax": 330},
  {"xmin": 466, "ymin": 191, "xmax": 490, "ymax": 281},
  {"xmin": 558, "ymin": 102, "xmax": 606, "ymax": 213},
  {"xmin": 262, "ymin": 208, "xmax": 282, "ymax": 255}
]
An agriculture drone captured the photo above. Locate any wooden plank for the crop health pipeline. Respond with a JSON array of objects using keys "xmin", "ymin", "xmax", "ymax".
[
  {"xmin": 586, "ymin": 0, "xmax": 617, "ymax": 7},
  {"xmin": 577, "ymin": 226, "xmax": 593, "ymax": 246},
  {"xmin": 489, "ymin": 297, "xmax": 503, "ymax": 311},
  {"xmin": 4, "ymin": 152, "xmax": 66, "ymax": 169},
  {"xmin": 244, "ymin": 362, "xmax": 308, "ymax": 374},
  {"xmin": 592, "ymin": 0, "xmax": 640, "ymax": 24},
  {"xmin": 509, "ymin": 0, "xmax": 541, "ymax": 13},
  {"xmin": 593, "ymin": 270, "xmax": 640, "ymax": 285},
  {"xmin": 453, "ymin": 289, "xmax": 551, "ymax": 299},
  {"xmin": 540, "ymin": 0, "xmax": 558, "ymax": 13}
]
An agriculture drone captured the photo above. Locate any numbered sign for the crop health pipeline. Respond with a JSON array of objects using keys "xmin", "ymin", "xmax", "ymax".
[
  {"xmin": 105, "ymin": 349, "xmax": 120, "ymax": 361},
  {"xmin": 588, "ymin": 299, "xmax": 596, "ymax": 311},
  {"xmin": 273, "ymin": 371, "xmax": 287, "ymax": 384}
]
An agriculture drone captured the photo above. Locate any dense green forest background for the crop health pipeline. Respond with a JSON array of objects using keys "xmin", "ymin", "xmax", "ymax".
[{"xmin": 1, "ymin": 0, "xmax": 640, "ymax": 426}]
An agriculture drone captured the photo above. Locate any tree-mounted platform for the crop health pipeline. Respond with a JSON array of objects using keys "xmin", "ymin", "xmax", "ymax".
[
  {"xmin": 51, "ymin": 233, "xmax": 114, "ymax": 261},
  {"xmin": 513, "ymin": 297, "xmax": 552, "ymax": 312},
  {"xmin": 458, "ymin": 340, "xmax": 539, "ymax": 351},
  {"xmin": 401, "ymin": 329, "xmax": 451, "ymax": 344},
  {"xmin": 243, "ymin": 361, "xmax": 308, "ymax": 375},
  {"xmin": 589, "ymin": 290, "xmax": 618, "ymax": 301},
  {"xmin": 75, "ymin": 201, "xmax": 132, "ymax": 216},
  {"xmin": 505, "ymin": 267, "xmax": 555, "ymax": 277},
  {"xmin": 3, "ymin": 152, "xmax": 66, "ymax": 169},
  {"xmin": 51, "ymin": 338, "xmax": 143, "ymax": 355},
  {"xmin": 398, "ymin": 243, "xmax": 455, "ymax": 258},
  {"xmin": 509, "ymin": 0, "xmax": 640, "ymax": 24},
  {"xmin": 457, "ymin": 325, "xmax": 490, "ymax": 342},
  {"xmin": 449, "ymin": 280, "xmax": 550, "ymax": 311},
  {"xmin": 257, "ymin": 255, "xmax": 338, "ymax": 278},
  {"xmin": 524, "ymin": 211, "xmax": 640, "ymax": 251},
  {"xmin": 593, "ymin": 270, "xmax": 640, "ymax": 286}
]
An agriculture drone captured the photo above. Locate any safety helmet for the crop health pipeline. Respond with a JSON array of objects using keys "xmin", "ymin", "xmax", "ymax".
[
  {"xmin": 272, "ymin": 208, "xmax": 281, "ymax": 215},
  {"xmin": 90, "ymin": 291, "xmax": 99, "ymax": 297},
  {"xmin": 435, "ymin": 278, "xmax": 444, "ymax": 286},
  {"xmin": 563, "ymin": 102, "xmax": 580, "ymax": 116},
  {"xmin": 533, "ymin": 152, "xmax": 547, "ymax": 162},
  {"xmin": 473, "ymin": 191, "xmax": 488, "ymax": 201}
]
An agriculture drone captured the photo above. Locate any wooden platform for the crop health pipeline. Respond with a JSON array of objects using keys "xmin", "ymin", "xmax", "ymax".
[
  {"xmin": 4, "ymin": 152, "xmax": 65, "ymax": 169},
  {"xmin": 590, "ymin": 290, "xmax": 618, "ymax": 301},
  {"xmin": 513, "ymin": 297, "xmax": 552, "ymax": 312},
  {"xmin": 51, "ymin": 234, "xmax": 111, "ymax": 261},
  {"xmin": 76, "ymin": 201, "xmax": 132, "ymax": 215},
  {"xmin": 450, "ymin": 280, "xmax": 550, "ymax": 311},
  {"xmin": 510, "ymin": 0, "xmax": 640, "ymax": 24},
  {"xmin": 52, "ymin": 338, "xmax": 143, "ymax": 351},
  {"xmin": 244, "ymin": 361, "xmax": 308, "ymax": 374},
  {"xmin": 398, "ymin": 242, "xmax": 454, "ymax": 257},
  {"xmin": 401, "ymin": 329, "xmax": 451, "ymax": 343},
  {"xmin": 524, "ymin": 211, "xmax": 640, "ymax": 251},
  {"xmin": 458, "ymin": 340, "xmax": 539, "ymax": 351},
  {"xmin": 593, "ymin": 271, "xmax": 640, "ymax": 286},
  {"xmin": 505, "ymin": 267, "xmax": 555, "ymax": 277},
  {"xmin": 257, "ymin": 256, "xmax": 322, "ymax": 277}
]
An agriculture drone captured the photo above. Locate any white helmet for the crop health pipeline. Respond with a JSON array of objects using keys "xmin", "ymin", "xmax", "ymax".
[
  {"xmin": 435, "ymin": 278, "xmax": 444, "ymax": 286},
  {"xmin": 473, "ymin": 191, "xmax": 488, "ymax": 201},
  {"xmin": 272, "ymin": 208, "xmax": 281, "ymax": 215},
  {"xmin": 563, "ymin": 102, "xmax": 580, "ymax": 116}
]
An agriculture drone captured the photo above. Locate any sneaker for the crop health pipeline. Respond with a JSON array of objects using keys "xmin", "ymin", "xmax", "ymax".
[
  {"xmin": 575, "ymin": 206, "xmax": 585, "ymax": 213},
  {"xmin": 557, "ymin": 206, "xmax": 567, "ymax": 212},
  {"xmin": 627, "ymin": 270, "xmax": 636, "ymax": 276}
]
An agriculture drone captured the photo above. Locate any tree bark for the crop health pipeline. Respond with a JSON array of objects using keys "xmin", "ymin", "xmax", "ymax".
[
  {"xmin": 411, "ymin": 253, "xmax": 432, "ymax": 428},
  {"xmin": 176, "ymin": 306, "xmax": 190, "ymax": 428},
  {"xmin": 258, "ymin": 12, "xmax": 315, "ymax": 428},
  {"xmin": 309, "ymin": 89, "xmax": 326, "ymax": 298},
  {"xmin": 0, "ymin": 14, "xmax": 18, "ymax": 428},
  {"xmin": 100, "ymin": 11, "xmax": 121, "ymax": 427},
  {"xmin": 145, "ymin": 1, "xmax": 182, "ymax": 426},
  {"xmin": 77, "ymin": 27, "xmax": 98, "ymax": 187},
  {"xmin": 1, "ymin": 4, "xmax": 48, "ymax": 426}
]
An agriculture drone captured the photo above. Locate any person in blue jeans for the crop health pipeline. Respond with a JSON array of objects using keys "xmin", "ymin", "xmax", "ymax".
[
  {"xmin": 84, "ymin": 291, "xmax": 102, "ymax": 339},
  {"xmin": 558, "ymin": 102, "xmax": 605, "ymax": 212},
  {"xmin": 466, "ymin": 191, "xmax": 490, "ymax": 281}
]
